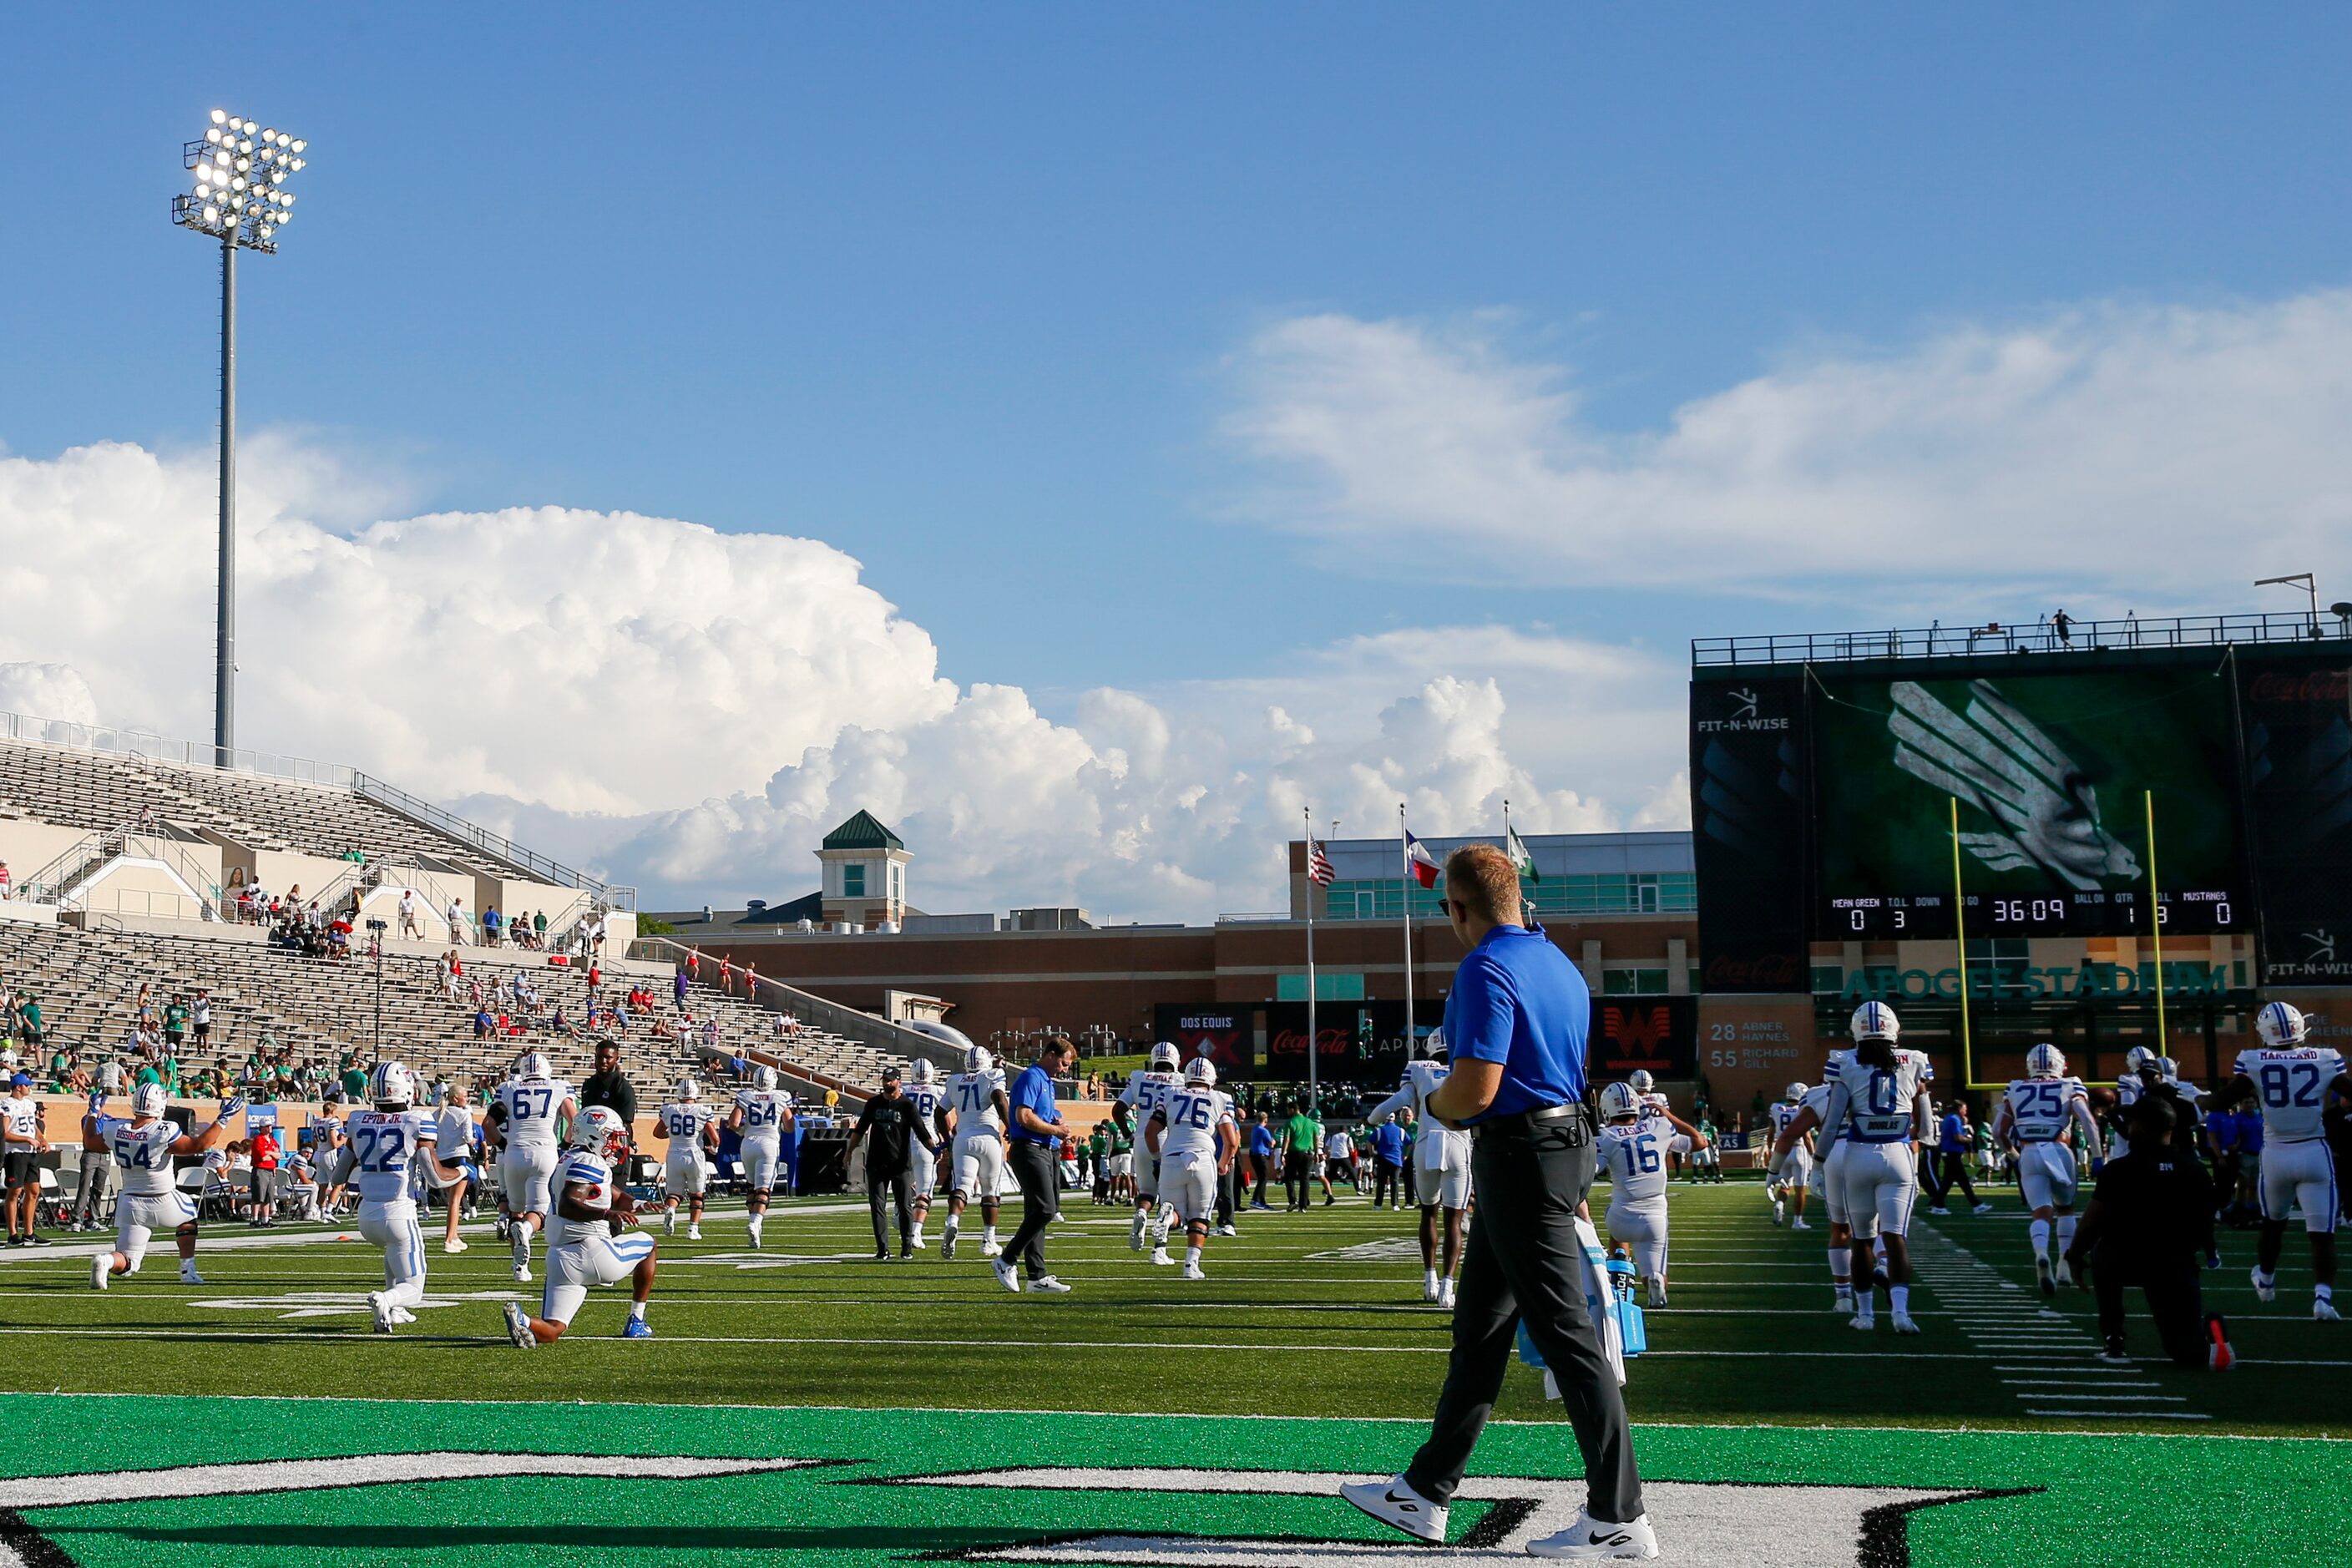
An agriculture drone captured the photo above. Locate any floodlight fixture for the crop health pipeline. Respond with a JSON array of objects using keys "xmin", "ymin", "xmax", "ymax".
[{"xmin": 171, "ymin": 107, "xmax": 314, "ymax": 766}]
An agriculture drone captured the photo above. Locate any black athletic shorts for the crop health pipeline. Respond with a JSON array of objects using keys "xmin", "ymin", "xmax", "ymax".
[{"xmin": 1, "ymin": 1151, "xmax": 35, "ymax": 1186}]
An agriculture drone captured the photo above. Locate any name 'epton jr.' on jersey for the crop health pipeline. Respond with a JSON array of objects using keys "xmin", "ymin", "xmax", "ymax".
[{"xmin": 345, "ymin": 1108, "xmax": 438, "ymax": 1202}]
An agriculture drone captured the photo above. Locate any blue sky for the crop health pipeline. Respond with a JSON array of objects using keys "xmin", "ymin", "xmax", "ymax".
[{"xmin": 4, "ymin": 7, "xmax": 2350, "ymax": 914}]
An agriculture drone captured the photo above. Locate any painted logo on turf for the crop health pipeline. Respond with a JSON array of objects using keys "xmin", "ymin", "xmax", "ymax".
[{"xmin": 0, "ymin": 1455, "xmax": 2028, "ymax": 1568}]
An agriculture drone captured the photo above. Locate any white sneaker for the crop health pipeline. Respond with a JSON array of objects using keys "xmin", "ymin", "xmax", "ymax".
[
  {"xmin": 1438, "ymin": 1278, "xmax": 1457, "ymax": 1310},
  {"xmin": 980, "ymin": 1240, "xmax": 1003, "ymax": 1258},
  {"xmin": 1927, "ymin": 1206, "xmax": 1950, "ymax": 1216},
  {"xmin": 1151, "ymin": 1247, "xmax": 1174, "ymax": 1267},
  {"xmin": 2251, "ymin": 1267, "xmax": 2278, "ymax": 1303},
  {"xmin": 687, "ymin": 1225, "xmax": 702, "ymax": 1242},
  {"xmin": 1646, "ymin": 1277, "xmax": 1667, "ymax": 1309},
  {"xmin": 1526, "ymin": 1510, "xmax": 1658, "ymax": 1560},
  {"xmin": 90, "ymin": 1255, "xmax": 110, "ymax": 1291},
  {"xmin": 1893, "ymin": 1313, "xmax": 1921, "ymax": 1335},
  {"xmin": 443, "ymin": 1237, "xmax": 468, "ymax": 1254},
  {"xmin": 1027, "ymin": 1275, "xmax": 1072, "ymax": 1293},
  {"xmin": 2318, "ymin": 1296, "xmax": 2342, "ymax": 1322},
  {"xmin": 1791, "ymin": 1216, "xmax": 1811, "ymax": 1232},
  {"xmin": 179, "ymin": 1265, "xmax": 203, "ymax": 1285},
  {"xmin": 1338, "ymin": 1475, "xmax": 1445, "ymax": 1545},
  {"xmin": 993, "ymin": 1260, "xmax": 1021, "ymax": 1293},
  {"xmin": 367, "ymin": 1291, "xmax": 394, "ymax": 1334},
  {"xmin": 1216, "ymin": 1223, "xmax": 1237, "ymax": 1237},
  {"xmin": 1182, "ymin": 1263, "xmax": 1206, "ymax": 1280}
]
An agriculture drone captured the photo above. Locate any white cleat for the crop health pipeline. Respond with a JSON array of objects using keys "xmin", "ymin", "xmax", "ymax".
[
  {"xmin": 390, "ymin": 1307, "xmax": 417, "ymax": 1326},
  {"xmin": 993, "ymin": 1260, "xmax": 1021, "ymax": 1293},
  {"xmin": 1027, "ymin": 1275, "xmax": 1072, "ymax": 1293},
  {"xmin": 687, "ymin": 1225, "xmax": 701, "ymax": 1242},
  {"xmin": 1975, "ymin": 1201, "xmax": 1997, "ymax": 1216},
  {"xmin": 747, "ymin": 1220, "xmax": 765, "ymax": 1251},
  {"xmin": 1833, "ymin": 1290, "xmax": 1855, "ymax": 1314},
  {"xmin": 1182, "ymin": 1263, "xmax": 1206, "ymax": 1280},
  {"xmin": 2251, "ymin": 1267, "xmax": 2277, "ymax": 1304},
  {"xmin": 912, "ymin": 1233, "xmax": 928, "ymax": 1251},
  {"xmin": 513, "ymin": 1263, "xmax": 531, "ymax": 1283},
  {"xmin": 1791, "ymin": 1216, "xmax": 1811, "ymax": 1232},
  {"xmin": 2318, "ymin": 1297, "xmax": 2343, "ymax": 1323},
  {"xmin": 1892, "ymin": 1313, "xmax": 1921, "ymax": 1335},
  {"xmin": 498, "ymin": 1300, "xmax": 536, "ymax": 1349},
  {"xmin": 90, "ymin": 1255, "xmax": 110, "ymax": 1291},
  {"xmin": 1848, "ymin": 1313, "xmax": 1875, "ymax": 1332},
  {"xmin": 1646, "ymin": 1277, "xmax": 1668, "ymax": 1309},
  {"xmin": 1129, "ymin": 1212, "xmax": 1148, "ymax": 1251},
  {"xmin": 2052, "ymin": 1256, "xmax": 2074, "ymax": 1289},
  {"xmin": 2036, "ymin": 1257, "xmax": 2056, "ymax": 1297},
  {"xmin": 1150, "ymin": 1247, "xmax": 1175, "ymax": 1267},
  {"xmin": 443, "ymin": 1237, "xmax": 468, "ymax": 1254},
  {"xmin": 1423, "ymin": 1269, "xmax": 1441, "ymax": 1302},
  {"xmin": 1526, "ymin": 1509, "xmax": 1659, "ymax": 1560},
  {"xmin": 367, "ymin": 1291, "xmax": 395, "ymax": 1334},
  {"xmin": 1438, "ymin": 1278, "xmax": 1458, "ymax": 1311},
  {"xmin": 1772, "ymin": 1195, "xmax": 1786, "ymax": 1226},
  {"xmin": 1216, "ymin": 1223, "xmax": 1237, "ymax": 1237},
  {"xmin": 664, "ymin": 1209, "xmax": 676, "ymax": 1235},
  {"xmin": 1339, "ymin": 1474, "xmax": 1446, "ymax": 1545},
  {"xmin": 979, "ymin": 1240, "xmax": 1003, "ymax": 1258},
  {"xmin": 179, "ymin": 1265, "xmax": 203, "ymax": 1286}
]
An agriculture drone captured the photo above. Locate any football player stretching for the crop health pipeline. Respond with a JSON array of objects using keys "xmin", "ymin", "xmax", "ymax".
[
  {"xmin": 85, "ymin": 1086, "xmax": 242, "ymax": 1288},
  {"xmin": 1596, "ymin": 1080, "xmax": 1707, "ymax": 1308},
  {"xmin": 500, "ymin": 1105, "xmax": 658, "ymax": 1346}
]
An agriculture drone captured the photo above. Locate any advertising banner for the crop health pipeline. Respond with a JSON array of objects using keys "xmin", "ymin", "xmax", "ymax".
[
  {"xmin": 1689, "ymin": 675, "xmax": 1809, "ymax": 993},
  {"xmin": 1587, "ymin": 996, "xmax": 1697, "ymax": 1080},
  {"xmin": 1151, "ymin": 1005, "xmax": 1256, "ymax": 1075},
  {"xmin": 1259, "ymin": 1004, "xmax": 1410, "ymax": 1083}
]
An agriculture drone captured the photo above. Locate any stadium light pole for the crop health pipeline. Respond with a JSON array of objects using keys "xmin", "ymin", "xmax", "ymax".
[{"xmin": 173, "ymin": 109, "xmax": 311, "ymax": 769}]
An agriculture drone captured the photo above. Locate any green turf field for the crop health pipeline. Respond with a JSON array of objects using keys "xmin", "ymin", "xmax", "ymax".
[{"xmin": 3, "ymin": 1179, "xmax": 2346, "ymax": 1563}]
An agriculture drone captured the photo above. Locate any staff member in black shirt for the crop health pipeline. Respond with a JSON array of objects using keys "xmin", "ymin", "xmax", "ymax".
[
  {"xmin": 848, "ymin": 1066, "xmax": 938, "ymax": 1261},
  {"xmin": 580, "ymin": 1038, "xmax": 637, "ymax": 1134},
  {"xmin": 2066, "ymin": 1096, "xmax": 2233, "ymax": 1368}
]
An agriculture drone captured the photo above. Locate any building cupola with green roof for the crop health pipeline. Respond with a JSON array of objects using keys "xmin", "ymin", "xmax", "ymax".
[{"xmin": 817, "ymin": 810, "xmax": 912, "ymax": 930}]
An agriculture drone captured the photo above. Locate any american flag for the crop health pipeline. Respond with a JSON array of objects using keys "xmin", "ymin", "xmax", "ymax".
[{"xmin": 1307, "ymin": 839, "xmax": 1335, "ymax": 886}]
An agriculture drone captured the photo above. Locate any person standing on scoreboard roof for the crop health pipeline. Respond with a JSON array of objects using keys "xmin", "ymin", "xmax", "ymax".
[
  {"xmin": 485, "ymin": 1050, "xmax": 576, "ymax": 1284},
  {"xmin": 1994, "ymin": 1044, "xmax": 2102, "ymax": 1297},
  {"xmin": 1146, "ymin": 1056, "xmax": 1238, "ymax": 1279},
  {"xmin": 1765, "ymin": 1082, "xmax": 1813, "ymax": 1230},
  {"xmin": 1367, "ymin": 1030, "xmax": 1472, "ymax": 1307},
  {"xmin": 941, "ymin": 1043, "xmax": 1010, "ymax": 1261},
  {"xmin": 1596, "ymin": 1080, "xmax": 1707, "ymax": 1308},
  {"xmin": 2216, "ymin": 1002, "xmax": 2349, "ymax": 1321},
  {"xmin": 650, "ymin": 1077, "xmax": 721, "ymax": 1241},
  {"xmin": 498, "ymin": 1105, "xmax": 658, "ymax": 1347},
  {"xmin": 86, "ymin": 1085, "xmax": 242, "ymax": 1288},
  {"xmin": 1342, "ymin": 843, "xmax": 1654, "ymax": 1560},
  {"xmin": 1118, "ymin": 1041, "xmax": 1183, "ymax": 1262},
  {"xmin": 332, "ymin": 1061, "xmax": 465, "ymax": 1334},
  {"xmin": 899, "ymin": 1057, "xmax": 948, "ymax": 1251},
  {"xmin": 728, "ymin": 1065, "xmax": 794, "ymax": 1250}
]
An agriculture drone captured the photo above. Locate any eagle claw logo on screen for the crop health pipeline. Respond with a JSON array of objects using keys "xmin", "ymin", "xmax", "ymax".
[{"xmin": 0, "ymin": 1456, "xmax": 2033, "ymax": 1568}]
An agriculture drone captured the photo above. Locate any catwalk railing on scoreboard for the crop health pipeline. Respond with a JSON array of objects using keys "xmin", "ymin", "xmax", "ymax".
[{"xmin": 1692, "ymin": 609, "xmax": 2350, "ymax": 668}]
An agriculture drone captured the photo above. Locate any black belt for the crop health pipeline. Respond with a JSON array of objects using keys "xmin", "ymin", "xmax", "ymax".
[{"xmin": 1472, "ymin": 1101, "xmax": 1591, "ymax": 1143}]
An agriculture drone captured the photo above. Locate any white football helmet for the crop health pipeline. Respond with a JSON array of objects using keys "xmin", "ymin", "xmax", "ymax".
[
  {"xmin": 675, "ymin": 1077, "xmax": 701, "ymax": 1103},
  {"xmin": 963, "ymin": 1044, "xmax": 994, "ymax": 1075},
  {"xmin": 515, "ymin": 1050, "xmax": 550, "ymax": 1081},
  {"xmin": 2025, "ymin": 1043, "xmax": 2066, "ymax": 1080},
  {"xmin": 370, "ymin": 1060, "xmax": 416, "ymax": 1107},
  {"xmin": 1148, "ymin": 1041, "xmax": 1181, "ymax": 1073},
  {"xmin": 2157, "ymin": 1055, "xmax": 2181, "ymax": 1081},
  {"xmin": 1784, "ymin": 1081, "xmax": 1808, "ymax": 1101},
  {"xmin": 1184, "ymin": 1057, "xmax": 1218, "ymax": 1088},
  {"xmin": 1626, "ymin": 1069, "xmax": 1655, "ymax": 1095},
  {"xmin": 2123, "ymin": 1045, "xmax": 2161, "ymax": 1076},
  {"xmin": 911, "ymin": 1058, "xmax": 937, "ymax": 1085},
  {"xmin": 1598, "ymin": 1081, "xmax": 1642, "ymax": 1121},
  {"xmin": 569, "ymin": 1104, "xmax": 629, "ymax": 1161},
  {"xmin": 1420, "ymin": 1030, "xmax": 1449, "ymax": 1061},
  {"xmin": 1850, "ymin": 1002, "xmax": 1899, "ymax": 1043},
  {"xmin": 132, "ymin": 1082, "xmax": 166, "ymax": 1118},
  {"xmin": 753, "ymin": 1065, "xmax": 778, "ymax": 1091},
  {"xmin": 2256, "ymin": 1001, "xmax": 2308, "ymax": 1049}
]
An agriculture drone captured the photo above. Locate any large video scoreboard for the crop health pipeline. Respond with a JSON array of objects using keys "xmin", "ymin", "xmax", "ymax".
[{"xmin": 1691, "ymin": 641, "xmax": 2349, "ymax": 992}]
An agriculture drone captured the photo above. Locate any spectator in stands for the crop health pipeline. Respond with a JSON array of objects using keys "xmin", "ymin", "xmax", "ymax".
[
  {"xmin": 533, "ymin": 910, "xmax": 548, "ymax": 947},
  {"xmin": 191, "ymin": 989, "xmax": 212, "ymax": 1053},
  {"xmin": 17, "ymin": 994, "xmax": 43, "ymax": 1050},
  {"xmin": 448, "ymin": 895, "xmax": 470, "ymax": 945},
  {"xmin": 339, "ymin": 1059, "xmax": 368, "ymax": 1105},
  {"xmin": 483, "ymin": 906, "xmax": 503, "ymax": 948},
  {"xmin": 0, "ymin": 859, "xmax": 12, "ymax": 900},
  {"xmin": 397, "ymin": 888, "xmax": 421, "ymax": 939}
]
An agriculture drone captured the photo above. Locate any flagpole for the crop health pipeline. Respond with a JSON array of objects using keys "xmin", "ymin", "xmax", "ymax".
[
  {"xmin": 1399, "ymin": 802, "xmax": 1415, "ymax": 1063},
  {"xmin": 1304, "ymin": 805, "xmax": 1318, "ymax": 1116}
]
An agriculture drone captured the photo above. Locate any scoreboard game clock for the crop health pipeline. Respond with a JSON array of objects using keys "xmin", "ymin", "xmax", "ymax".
[{"xmin": 1811, "ymin": 669, "xmax": 2251, "ymax": 943}]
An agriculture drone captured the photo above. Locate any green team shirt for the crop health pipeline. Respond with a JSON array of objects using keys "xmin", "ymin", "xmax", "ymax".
[
  {"xmin": 1088, "ymin": 1126, "xmax": 1110, "ymax": 1160},
  {"xmin": 164, "ymin": 1004, "xmax": 190, "ymax": 1033},
  {"xmin": 1286, "ymin": 1113, "xmax": 1318, "ymax": 1154},
  {"xmin": 1110, "ymin": 1123, "xmax": 1132, "ymax": 1155}
]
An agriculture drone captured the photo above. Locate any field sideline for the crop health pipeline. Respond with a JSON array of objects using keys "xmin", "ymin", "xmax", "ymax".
[{"xmin": 4, "ymin": 1180, "xmax": 2348, "ymax": 1565}]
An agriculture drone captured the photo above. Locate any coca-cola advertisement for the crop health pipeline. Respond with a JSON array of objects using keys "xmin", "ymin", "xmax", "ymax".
[{"xmin": 1260, "ymin": 1003, "xmax": 1413, "ymax": 1083}]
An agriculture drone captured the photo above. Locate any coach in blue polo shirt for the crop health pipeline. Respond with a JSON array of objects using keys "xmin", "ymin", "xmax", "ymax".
[
  {"xmin": 1343, "ymin": 842, "xmax": 1651, "ymax": 1560},
  {"xmin": 995, "ymin": 1035, "xmax": 1076, "ymax": 1295}
]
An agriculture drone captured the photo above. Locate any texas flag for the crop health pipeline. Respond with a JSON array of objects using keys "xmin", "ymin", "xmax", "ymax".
[{"xmin": 1403, "ymin": 828, "xmax": 1442, "ymax": 889}]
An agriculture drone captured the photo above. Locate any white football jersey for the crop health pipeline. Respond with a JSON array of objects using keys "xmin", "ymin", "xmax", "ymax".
[
  {"xmin": 1768, "ymin": 1099, "xmax": 1806, "ymax": 1144},
  {"xmin": 947, "ymin": 1070, "xmax": 1006, "ymax": 1132},
  {"xmin": 733, "ymin": 1087, "xmax": 791, "ymax": 1144},
  {"xmin": 1398, "ymin": 1059, "xmax": 1449, "ymax": 1116},
  {"xmin": 1824, "ymin": 1050, "xmax": 1929, "ymax": 1144},
  {"xmin": 0, "ymin": 1095, "xmax": 38, "ymax": 1146},
  {"xmin": 2003, "ymin": 1076, "xmax": 2087, "ymax": 1142},
  {"xmin": 109, "ymin": 1118, "xmax": 182, "ymax": 1196},
  {"xmin": 346, "ymin": 1108, "xmax": 438, "ymax": 1202},
  {"xmin": 1599, "ymin": 1121, "xmax": 1670, "ymax": 1203},
  {"xmin": 1159, "ymin": 1085, "xmax": 1234, "ymax": 1161},
  {"xmin": 1120, "ymin": 1070, "xmax": 1181, "ymax": 1139},
  {"xmin": 549, "ymin": 1148, "xmax": 617, "ymax": 1248},
  {"xmin": 495, "ymin": 1078, "xmax": 571, "ymax": 1151},
  {"xmin": 1638, "ymin": 1093, "xmax": 1672, "ymax": 1130},
  {"xmin": 2234, "ymin": 1046, "xmax": 2348, "ymax": 1143},
  {"xmin": 659, "ymin": 1100, "xmax": 717, "ymax": 1154},
  {"xmin": 903, "ymin": 1081, "xmax": 944, "ymax": 1138}
]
